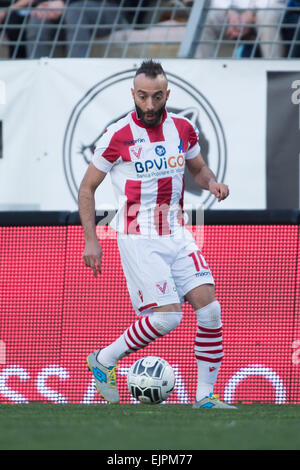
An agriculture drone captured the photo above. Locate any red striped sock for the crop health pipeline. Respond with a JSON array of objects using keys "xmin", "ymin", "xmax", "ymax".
[
  {"xmin": 194, "ymin": 325, "xmax": 224, "ymax": 364},
  {"xmin": 124, "ymin": 316, "xmax": 163, "ymax": 352},
  {"xmin": 194, "ymin": 324, "xmax": 223, "ymax": 401},
  {"xmin": 98, "ymin": 313, "xmax": 181, "ymax": 367}
]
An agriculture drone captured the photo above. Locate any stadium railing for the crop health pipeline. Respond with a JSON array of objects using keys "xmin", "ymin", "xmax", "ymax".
[{"xmin": 0, "ymin": 0, "xmax": 300, "ymax": 60}]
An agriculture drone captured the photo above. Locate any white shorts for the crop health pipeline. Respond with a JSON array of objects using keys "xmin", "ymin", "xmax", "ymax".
[{"xmin": 117, "ymin": 228, "xmax": 215, "ymax": 315}]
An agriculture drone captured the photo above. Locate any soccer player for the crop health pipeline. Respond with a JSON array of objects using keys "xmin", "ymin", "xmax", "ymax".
[{"xmin": 78, "ymin": 59, "xmax": 236, "ymax": 409}]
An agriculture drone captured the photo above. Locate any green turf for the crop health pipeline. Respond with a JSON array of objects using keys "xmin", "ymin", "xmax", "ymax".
[{"xmin": 0, "ymin": 404, "xmax": 300, "ymax": 450}]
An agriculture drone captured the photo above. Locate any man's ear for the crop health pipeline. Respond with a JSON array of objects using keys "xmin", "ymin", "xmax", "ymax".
[{"xmin": 131, "ymin": 88, "xmax": 135, "ymax": 99}]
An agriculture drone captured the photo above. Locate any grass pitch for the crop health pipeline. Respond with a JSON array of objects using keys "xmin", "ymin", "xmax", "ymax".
[{"xmin": 0, "ymin": 403, "xmax": 300, "ymax": 450}]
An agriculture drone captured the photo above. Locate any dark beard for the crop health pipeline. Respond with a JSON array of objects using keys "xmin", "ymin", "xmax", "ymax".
[{"xmin": 135, "ymin": 103, "xmax": 166, "ymax": 127}]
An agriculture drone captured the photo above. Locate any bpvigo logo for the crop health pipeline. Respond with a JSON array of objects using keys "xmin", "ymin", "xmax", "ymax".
[{"xmin": 63, "ymin": 69, "xmax": 227, "ymax": 209}]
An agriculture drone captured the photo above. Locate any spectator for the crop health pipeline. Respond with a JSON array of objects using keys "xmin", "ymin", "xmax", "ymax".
[
  {"xmin": 121, "ymin": 0, "xmax": 152, "ymax": 26},
  {"xmin": 96, "ymin": 0, "xmax": 189, "ymax": 57},
  {"xmin": 25, "ymin": 0, "xmax": 128, "ymax": 58},
  {"xmin": 0, "ymin": 0, "xmax": 31, "ymax": 58},
  {"xmin": 194, "ymin": 0, "xmax": 286, "ymax": 59},
  {"xmin": 281, "ymin": 0, "xmax": 300, "ymax": 57}
]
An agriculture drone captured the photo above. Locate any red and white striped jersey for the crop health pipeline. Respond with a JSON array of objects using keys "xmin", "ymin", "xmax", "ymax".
[{"xmin": 92, "ymin": 110, "xmax": 200, "ymax": 236}]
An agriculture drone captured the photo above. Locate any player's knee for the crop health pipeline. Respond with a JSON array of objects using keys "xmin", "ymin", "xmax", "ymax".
[
  {"xmin": 151, "ymin": 312, "xmax": 182, "ymax": 335},
  {"xmin": 196, "ymin": 300, "xmax": 222, "ymax": 329}
]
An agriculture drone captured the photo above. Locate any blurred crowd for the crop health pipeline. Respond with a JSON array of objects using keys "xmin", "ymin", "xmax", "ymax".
[
  {"xmin": 0, "ymin": 0, "xmax": 299, "ymax": 59},
  {"xmin": 195, "ymin": 0, "xmax": 300, "ymax": 58}
]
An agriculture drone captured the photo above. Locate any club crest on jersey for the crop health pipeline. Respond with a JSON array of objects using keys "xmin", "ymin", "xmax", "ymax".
[
  {"xmin": 155, "ymin": 145, "xmax": 166, "ymax": 157},
  {"xmin": 129, "ymin": 145, "xmax": 143, "ymax": 161},
  {"xmin": 156, "ymin": 281, "xmax": 169, "ymax": 296},
  {"xmin": 178, "ymin": 138, "xmax": 185, "ymax": 153}
]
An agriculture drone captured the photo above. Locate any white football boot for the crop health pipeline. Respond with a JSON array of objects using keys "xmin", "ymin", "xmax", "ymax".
[
  {"xmin": 86, "ymin": 349, "xmax": 120, "ymax": 404},
  {"xmin": 193, "ymin": 393, "xmax": 237, "ymax": 409}
]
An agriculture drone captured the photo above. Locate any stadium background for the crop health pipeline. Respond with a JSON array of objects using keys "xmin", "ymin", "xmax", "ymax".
[{"xmin": 0, "ymin": 0, "xmax": 300, "ymax": 407}]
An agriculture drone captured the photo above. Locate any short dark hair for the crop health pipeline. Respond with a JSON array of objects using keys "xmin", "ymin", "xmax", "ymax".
[{"xmin": 135, "ymin": 59, "xmax": 167, "ymax": 79}]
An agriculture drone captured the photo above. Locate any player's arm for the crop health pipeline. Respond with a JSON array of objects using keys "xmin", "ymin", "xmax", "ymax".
[
  {"xmin": 186, "ymin": 153, "xmax": 229, "ymax": 202},
  {"xmin": 78, "ymin": 162, "xmax": 107, "ymax": 277}
]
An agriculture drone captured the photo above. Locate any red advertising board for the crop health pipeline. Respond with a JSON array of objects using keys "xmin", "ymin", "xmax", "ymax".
[{"xmin": 0, "ymin": 225, "xmax": 299, "ymax": 404}]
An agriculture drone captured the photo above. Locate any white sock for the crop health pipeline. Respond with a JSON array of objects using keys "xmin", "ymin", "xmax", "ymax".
[
  {"xmin": 97, "ymin": 336, "xmax": 128, "ymax": 367},
  {"xmin": 196, "ymin": 382, "xmax": 214, "ymax": 401},
  {"xmin": 194, "ymin": 301, "xmax": 223, "ymax": 401}
]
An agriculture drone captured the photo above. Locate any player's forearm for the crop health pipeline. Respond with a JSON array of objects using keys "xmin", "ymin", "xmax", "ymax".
[
  {"xmin": 193, "ymin": 164, "xmax": 217, "ymax": 191},
  {"xmin": 78, "ymin": 186, "xmax": 98, "ymax": 242}
]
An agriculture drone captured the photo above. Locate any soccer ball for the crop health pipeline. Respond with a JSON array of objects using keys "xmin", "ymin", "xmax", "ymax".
[{"xmin": 127, "ymin": 356, "xmax": 175, "ymax": 404}]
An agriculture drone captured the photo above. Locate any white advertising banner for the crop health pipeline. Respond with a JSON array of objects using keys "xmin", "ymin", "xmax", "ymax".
[{"xmin": 0, "ymin": 58, "xmax": 298, "ymax": 211}]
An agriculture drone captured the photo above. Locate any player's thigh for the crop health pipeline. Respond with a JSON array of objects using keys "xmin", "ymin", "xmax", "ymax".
[
  {"xmin": 171, "ymin": 235, "xmax": 215, "ymax": 306},
  {"xmin": 185, "ymin": 284, "xmax": 216, "ymax": 310},
  {"xmin": 117, "ymin": 235, "xmax": 180, "ymax": 314}
]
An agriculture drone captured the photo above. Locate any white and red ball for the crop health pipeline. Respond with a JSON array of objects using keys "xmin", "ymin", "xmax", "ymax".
[{"xmin": 127, "ymin": 356, "xmax": 175, "ymax": 404}]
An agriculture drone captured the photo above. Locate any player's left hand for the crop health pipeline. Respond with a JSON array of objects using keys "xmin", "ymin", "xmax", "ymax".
[{"xmin": 209, "ymin": 181, "xmax": 229, "ymax": 202}]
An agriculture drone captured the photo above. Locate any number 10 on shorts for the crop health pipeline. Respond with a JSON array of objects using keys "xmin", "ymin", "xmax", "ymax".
[{"xmin": 189, "ymin": 251, "xmax": 209, "ymax": 272}]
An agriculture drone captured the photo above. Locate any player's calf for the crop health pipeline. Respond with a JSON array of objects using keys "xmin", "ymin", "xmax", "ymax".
[
  {"xmin": 98, "ymin": 311, "xmax": 182, "ymax": 366},
  {"xmin": 123, "ymin": 311, "xmax": 182, "ymax": 353},
  {"xmin": 193, "ymin": 300, "xmax": 237, "ymax": 409}
]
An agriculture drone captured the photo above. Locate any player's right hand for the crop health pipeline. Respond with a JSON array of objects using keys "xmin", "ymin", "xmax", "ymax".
[{"xmin": 83, "ymin": 241, "xmax": 103, "ymax": 278}]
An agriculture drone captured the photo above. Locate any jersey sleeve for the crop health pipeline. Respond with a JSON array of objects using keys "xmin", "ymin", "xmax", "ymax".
[
  {"xmin": 92, "ymin": 125, "xmax": 120, "ymax": 173},
  {"xmin": 185, "ymin": 122, "xmax": 201, "ymax": 160}
]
